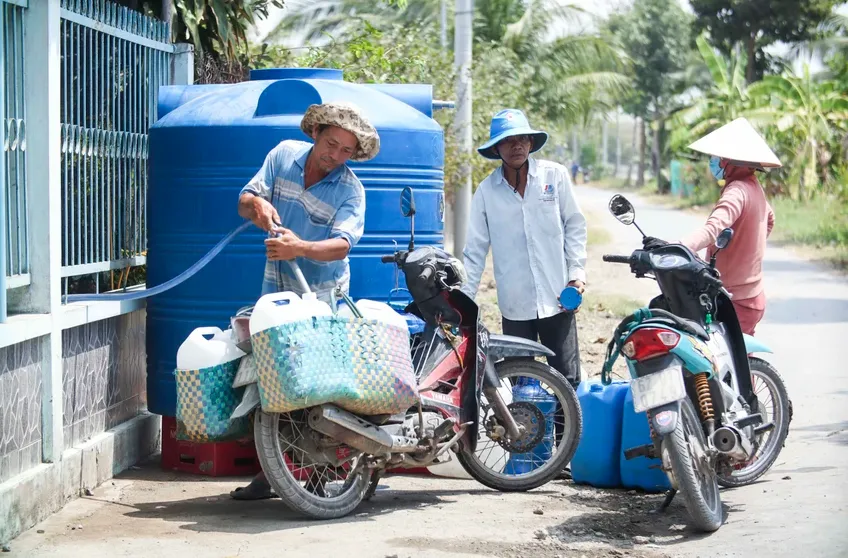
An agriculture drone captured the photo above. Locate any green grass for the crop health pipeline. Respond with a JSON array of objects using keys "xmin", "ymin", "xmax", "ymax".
[{"xmin": 769, "ymin": 196, "xmax": 848, "ymax": 269}]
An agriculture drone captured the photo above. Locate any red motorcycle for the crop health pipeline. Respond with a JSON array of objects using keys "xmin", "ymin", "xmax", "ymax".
[{"xmin": 245, "ymin": 187, "xmax": 582, "ymax": 519}]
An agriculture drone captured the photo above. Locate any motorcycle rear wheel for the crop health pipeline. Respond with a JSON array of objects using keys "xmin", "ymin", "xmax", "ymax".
[
  {"xmin": 662, "ymin": 398, "xmax": 723, "ymax": 532},
  {"xmin": 254, "ymin": 410, "xmax": 370, "ymax": 519},
  {"xmin": 455, "ymin": 359, "xmax": 582, "ymax": 492}
]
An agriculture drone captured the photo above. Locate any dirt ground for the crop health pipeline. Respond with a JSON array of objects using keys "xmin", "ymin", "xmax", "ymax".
[
  {"xmin": 7, "ymin": 186, "xmax": 848, "ymax": 557},
  {"xmin": 7, "ymin": 461, "xmax": 697, "ymax": 558}
]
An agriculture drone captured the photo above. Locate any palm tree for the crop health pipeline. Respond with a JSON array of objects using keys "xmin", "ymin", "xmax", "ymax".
[
  {"xmin": 790, "ymin": 12, "xmax": 848, "ymax": 69},
  {"xmin": 266, "ymin": 0, "xmax": 629, "ymax": 127},
  {"xmin": 748, "ymin": 64, "xmax": 848, "ymax": 199},
  {"xmin": 667, "ymin": 35, "xmax": 751, "ymax": 154}
]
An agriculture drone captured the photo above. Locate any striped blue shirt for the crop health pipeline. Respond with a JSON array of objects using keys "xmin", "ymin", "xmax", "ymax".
[{"xmin": 240, "ymin": 140, "xmax": 366, "ymax": 301}]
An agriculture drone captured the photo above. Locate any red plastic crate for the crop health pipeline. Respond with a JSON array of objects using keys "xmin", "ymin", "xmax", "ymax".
[
  {"xmin": 161, "ymin": 417, "xmax": 355, "ymax": 480},
  {"xmin": 161, "ymin": 416, "xmax": 261, "ymax": 477}
]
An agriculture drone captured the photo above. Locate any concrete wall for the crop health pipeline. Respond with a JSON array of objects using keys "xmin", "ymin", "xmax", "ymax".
[
  {"xmin": 62, "ymin": 311, "xmax": 147, "ymax": 448},
  {"xmin": 0, "ymin": 337, "xmax": 43, "ymax": 484},
  {"xmin": 0, "ymin": 309, "xmax": 158, "ymax": 544}
]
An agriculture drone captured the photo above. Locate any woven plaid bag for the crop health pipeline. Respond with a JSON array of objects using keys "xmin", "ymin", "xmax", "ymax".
[
  {"xmin": 174, "ymin": 359, "xmax": 252, "ymax": 442},
  {"xmin": 251, "ymin": 316, "xmax": 418, "ymax": 415}
]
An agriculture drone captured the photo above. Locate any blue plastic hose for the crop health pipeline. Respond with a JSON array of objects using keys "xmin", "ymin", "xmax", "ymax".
[{"xmin": 64, "ymin": 221, "xmax": 252, "ymax": 303}]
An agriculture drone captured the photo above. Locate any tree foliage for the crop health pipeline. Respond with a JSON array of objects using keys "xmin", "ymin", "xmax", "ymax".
[{"xmin": 690, "ymin": 0, "xmax": 840, "ymax": 82}]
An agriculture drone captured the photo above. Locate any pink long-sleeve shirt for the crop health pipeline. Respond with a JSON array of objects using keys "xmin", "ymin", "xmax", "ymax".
[{"xmin": 682, "ymin": 174, "xmax": 775, "ymax": 301}]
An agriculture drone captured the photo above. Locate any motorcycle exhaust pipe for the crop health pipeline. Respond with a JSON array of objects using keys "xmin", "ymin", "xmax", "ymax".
[
  {"xmin": 712, "ymin": 425, "xmax": 754, "ymax": 461},
  {"xmin": 308, "ymin": 405, "xmax": 421, "ymax": 456}
]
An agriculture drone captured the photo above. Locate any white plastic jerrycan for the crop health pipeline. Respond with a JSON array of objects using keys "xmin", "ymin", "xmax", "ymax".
[
  {"xmin": 337, "ymin": 299, "xmax": 409, "ymax": 331},
  {"xmin": 249, "ymin": 290, "xmax": 333, "ymax": 336},
  {"xmin": 176, "ymin": 326, "xmax": 246, "ymax": 371}
]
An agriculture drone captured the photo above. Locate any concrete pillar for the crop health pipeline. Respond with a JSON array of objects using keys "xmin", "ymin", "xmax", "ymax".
[
  {"xmin": 170, "ymin": 43, "xmax": 194, "ymax": 86},
  {"xmin": 22, "ymin": 0, "xmax": 64, "ymax": 463}
]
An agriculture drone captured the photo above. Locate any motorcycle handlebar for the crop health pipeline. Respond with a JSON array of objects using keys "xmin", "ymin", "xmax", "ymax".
[
  {"xmin": 381, "ymin": 255, "xmax": 396, "ymax": 264},
  {"xmin": 418, "ymin": 267, "xmax": 434, "ymax": 281},
  {"xmin": 603, "ymin": 254, "xmax": 632, "ymax": 264}
]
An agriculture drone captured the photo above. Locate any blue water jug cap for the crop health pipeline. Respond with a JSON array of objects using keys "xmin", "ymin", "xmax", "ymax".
[
  {"xmin": 589, "ymin": 383, "xmax": 604, "ymax": 392},
  {"xmin": 559, "ymin": 286, "xmax": 582, "ymax": 311}
]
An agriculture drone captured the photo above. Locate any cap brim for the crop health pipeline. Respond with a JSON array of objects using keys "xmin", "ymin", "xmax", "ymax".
[{"xmin": 477, "ymin": 129, "xmax": 548, "ymax": 160}]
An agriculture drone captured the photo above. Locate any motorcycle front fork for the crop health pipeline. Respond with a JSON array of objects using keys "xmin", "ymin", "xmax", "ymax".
[{"xmin": 482, "ymin": 359, "xmax": 524, "ymax": 440}]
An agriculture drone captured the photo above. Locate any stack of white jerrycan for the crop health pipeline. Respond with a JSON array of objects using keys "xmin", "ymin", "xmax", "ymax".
[
  {"xmin": 176, "ymin": 326, "xmax": 245, "ymax": 370},
  {"xmin": 249, "ymin": 291, "xmax": 333, "ymax": 334},
  {"xmin": 175, "ymin": 326, "xmax": 246, "ymax": 441}
]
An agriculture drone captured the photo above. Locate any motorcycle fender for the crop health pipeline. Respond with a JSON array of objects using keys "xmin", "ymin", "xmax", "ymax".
[
  {"xmin": 488, "ymin": 334, "xmax": 555, "ymax": 360},
  {"xmin": 649, "ymin": 401, "xmax": 681, "ymax": 436},
  {"xmin": 743, "ymin": 333, "xmax": 772, "ymax": 354},
  {"xmin": 230, "ymin": 383, "xmax": 260, "ymax": 419}
]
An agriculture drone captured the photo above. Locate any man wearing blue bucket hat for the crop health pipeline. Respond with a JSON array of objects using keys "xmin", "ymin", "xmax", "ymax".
[{"xmin": 461, "ymin": 109, "xmax": 588, "ymax": 390}]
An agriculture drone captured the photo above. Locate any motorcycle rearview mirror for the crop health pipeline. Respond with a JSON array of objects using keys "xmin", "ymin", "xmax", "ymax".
[
  {"xmin": 608, "ymin": 194, "xmax": 647, "ymax": 237},
  {"xmin": 400, "ymin": 186, "xmax": 416, "ymax": 250},
  {"xmin": 400, "ymin": 186, "xmax": 416, "ymax": 218},
  {"xmin": 710, "ymin": 227, "xmax": 733, "ymax": 268},
  {"xmin": 715, "ymin": 228, "xmax": 733, "ymax": 250}
]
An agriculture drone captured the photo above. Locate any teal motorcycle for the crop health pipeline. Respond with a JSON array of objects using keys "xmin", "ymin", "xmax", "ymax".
[{"xmin": 601, "ymin": 195, "xmax": 792, "ymax": 532}]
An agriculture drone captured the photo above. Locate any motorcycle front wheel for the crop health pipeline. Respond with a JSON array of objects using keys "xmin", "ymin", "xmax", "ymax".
[
  {"xmin": 661, "ymin": 398, "xmax": 723, "ymax": 532},
  {"xmin": 456, "ymin": 359, "xmax": 582, "ymax": 492},
  {"xmin": 254, "ymin": 409, "xmax": 371, "ymax": 519}
]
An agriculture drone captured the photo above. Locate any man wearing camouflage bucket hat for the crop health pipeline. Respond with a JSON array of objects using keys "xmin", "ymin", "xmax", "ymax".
[{"xmin": 233, "ymin": 101, "xmax": 379, "ymax": 500}]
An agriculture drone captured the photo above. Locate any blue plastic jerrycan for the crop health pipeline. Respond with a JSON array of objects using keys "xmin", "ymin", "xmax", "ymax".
[
  {"xmin": 571, "ymin": 379, "xmax": 630, "ymax": 487},
  {"xmin": 620, "ymin": 385, "xmax": 673, "ymax": 492},
  {"xmin": 503, "ymin": 377, "xmax": 557, "ymax": 475}
]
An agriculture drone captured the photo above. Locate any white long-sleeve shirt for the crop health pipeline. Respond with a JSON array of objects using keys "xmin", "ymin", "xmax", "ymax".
[{"xmin": 461, "ymin": 157, "xmax": 588, "ymax": 321}]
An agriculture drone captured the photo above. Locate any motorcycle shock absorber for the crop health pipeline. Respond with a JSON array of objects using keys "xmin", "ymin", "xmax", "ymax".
[{"xmin": 694, "ymin": 372, "xmax": 716, "ymax": 436}]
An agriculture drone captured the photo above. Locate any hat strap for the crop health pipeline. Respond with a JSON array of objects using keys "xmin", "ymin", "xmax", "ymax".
[{"xmin": 500, "ymin": 156, "xmax": 528, "ymax": 193}]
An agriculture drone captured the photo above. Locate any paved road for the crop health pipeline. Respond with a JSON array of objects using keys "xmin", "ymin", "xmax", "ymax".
[
  {"xmin": 578, "ymin": 185, "xmax": 848, "ymax": 558},
  {"xmin": 8, "ymin": 187, "xmax": 848, "ymax": 558}
]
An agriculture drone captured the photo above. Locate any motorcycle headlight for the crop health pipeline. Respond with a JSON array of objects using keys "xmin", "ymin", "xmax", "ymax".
[{"xmin": 650, "ymin": 253, "xmax": 689, "ymax": 269}]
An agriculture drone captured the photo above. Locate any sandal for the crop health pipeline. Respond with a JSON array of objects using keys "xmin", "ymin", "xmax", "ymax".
[{"xmin": 229, "ymin": 479, "xmax": 276, "ymax": 500}]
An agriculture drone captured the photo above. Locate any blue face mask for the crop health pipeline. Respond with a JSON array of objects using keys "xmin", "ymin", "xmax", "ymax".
[{"xmin": 709, "ymin": 156, "xmax": 725, "ymax": 180}]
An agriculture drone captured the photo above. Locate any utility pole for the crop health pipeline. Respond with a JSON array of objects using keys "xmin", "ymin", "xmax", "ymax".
[
  {"xmin": 453, "ymin": 0, "xmax": 473, "ymax": 260},
  {"xmin": 440, "ymin": 0, "xmax": 448, "ymax": 49},
  {"xmin": 601, "ymin": 117, "xmax": 609, "ymax": 172},
  {"xmin": 615, "ymin": 107, "xmax": 622, "ymax": 178},
  {"xmin": 440, "ymin": 0, "xmax": 453, "ymax": 251}
]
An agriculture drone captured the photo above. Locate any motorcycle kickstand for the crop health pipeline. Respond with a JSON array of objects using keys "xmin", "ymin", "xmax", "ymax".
[
  {"xmin": 363, "ymin": 470, "xmax": 383, "ymax": 501},
  {"xmin": 656, "ymin": 488, "xmax": 677, "ymax": 513}
]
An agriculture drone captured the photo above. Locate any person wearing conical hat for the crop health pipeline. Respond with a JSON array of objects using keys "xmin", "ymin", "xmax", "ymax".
[{"xmin": 682, "ymin": 118, "xmax": 779, "ymax": 335}]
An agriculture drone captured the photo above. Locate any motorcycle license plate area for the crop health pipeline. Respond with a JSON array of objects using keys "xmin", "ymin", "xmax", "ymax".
[{"xmin": 631, "ymin": 363, "xmax": 686, "ymax": 413}]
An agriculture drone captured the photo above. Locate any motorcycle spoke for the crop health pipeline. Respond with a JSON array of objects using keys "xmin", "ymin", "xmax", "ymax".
[{"xmin": 273, "ymin": 413, "xmax": 356, "ymax": 500}]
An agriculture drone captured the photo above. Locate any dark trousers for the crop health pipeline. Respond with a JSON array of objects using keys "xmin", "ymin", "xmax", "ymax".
[{"xmin": 502, "ymin": 311, "xmax": 581, "ymax": 388}]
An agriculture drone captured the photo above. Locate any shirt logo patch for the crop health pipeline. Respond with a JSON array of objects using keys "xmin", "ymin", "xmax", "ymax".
[
  {"xmin": 540, "ymin": 183, "xmax": 556, "ymax": 202},
  {"xmin": 543, "ymin": 184, "xmax": 554, "ymax": 194}
]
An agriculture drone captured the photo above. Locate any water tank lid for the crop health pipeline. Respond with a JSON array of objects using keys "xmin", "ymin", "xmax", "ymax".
[
  {"xmin": 590, "ymin": 383, "xmax": 604, "ymax": 392},
  {"xmin": 249, "ymin": 68, "xmax": 344, "ymax": 81}
]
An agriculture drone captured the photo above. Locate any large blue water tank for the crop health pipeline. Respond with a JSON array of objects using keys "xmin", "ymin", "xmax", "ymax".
[{"xmin": 146, "ymin": 68, "xmax": 445, "ymax": 416}]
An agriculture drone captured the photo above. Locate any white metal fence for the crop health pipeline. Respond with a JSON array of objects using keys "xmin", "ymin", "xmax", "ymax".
[
  {"xmin": 59, "ymin": 0, "xmax": 175, "ymax": 295},
  {"xmin": 1, "ymin": 0, "xmax": 30, "ymax": 304}
]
